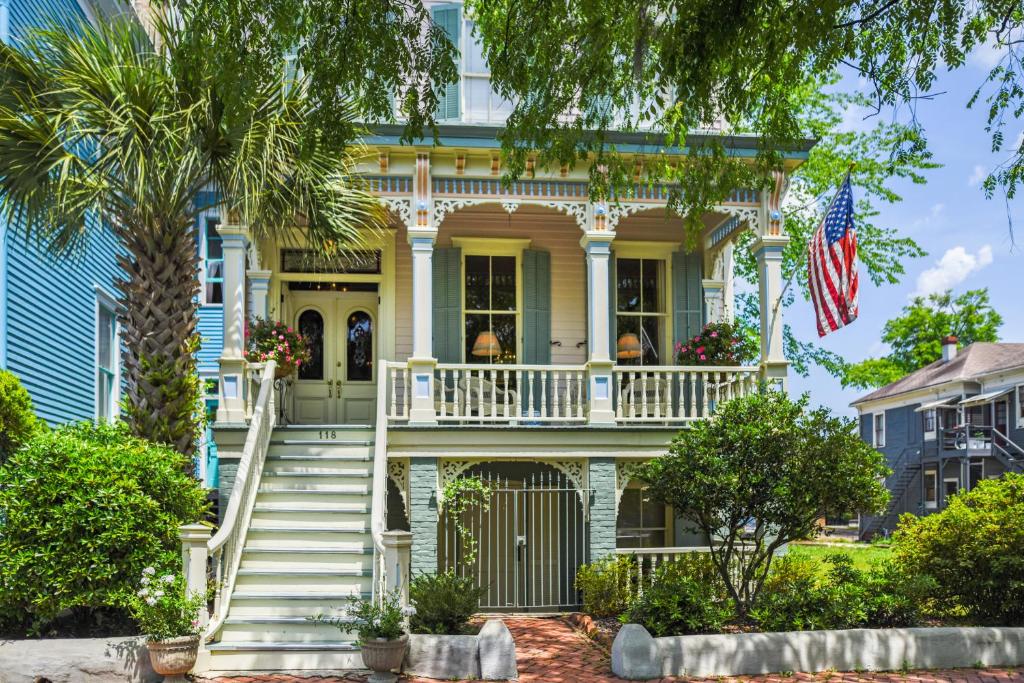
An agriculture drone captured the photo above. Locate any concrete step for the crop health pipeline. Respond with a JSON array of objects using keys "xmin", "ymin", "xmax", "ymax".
[
  {"xmin": 216, "ymin": 618, "xmax": 356, "ymax": 644},
  {"xmin": 200, "ymin": 646, "xmax": 364, "ymax": 673}
]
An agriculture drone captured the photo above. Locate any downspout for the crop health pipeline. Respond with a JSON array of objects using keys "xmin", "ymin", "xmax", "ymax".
[{"xmin": 0, "ymin": 0, "xmax": 10, "ymax": 369}]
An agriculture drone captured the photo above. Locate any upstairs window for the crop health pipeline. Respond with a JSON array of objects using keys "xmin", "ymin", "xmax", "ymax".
[
  {"xmin": 616, "ymin": 258, "xmax": 665, "ymax": 366},
  {"xmin": 923, "ymin": 409, "xmax": 936, "ymax": 437},
  {"xmin": 203, "ymin": 218, "xmax": 224, "ymax": 304},
  {"xmin": 873, "ymin": 412, "xmax": 886, "ymax": 448},
  {"xmin": 464, "ymin": 254, "xmax": 518, "ymax": 364},
  {"xmin": 96, "ymin": 297, "xmax": 118, "ymax": 421},
  {"xmin": 923, "ymin": 467, "xmax": 938, "ymax": 509},
  {"xmin": 1017, "ymin": 385, "xmax": 1024, "ymax": 428}
]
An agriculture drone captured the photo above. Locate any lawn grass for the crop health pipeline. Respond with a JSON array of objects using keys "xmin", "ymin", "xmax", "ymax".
[{"xmin": 786, "ymin": 541, "xmax": 893, "ymax": 573}]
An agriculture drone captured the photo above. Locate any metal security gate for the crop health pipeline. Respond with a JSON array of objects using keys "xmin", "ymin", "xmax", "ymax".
[{"xmin": 439, "ymin": 469, "xmax": 592, "ymax": 611}]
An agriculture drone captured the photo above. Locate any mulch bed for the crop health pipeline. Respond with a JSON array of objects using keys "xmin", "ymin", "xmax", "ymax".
[{"xmin": 565, "ymin": 612, "xmax": 620, "ymax": 650}]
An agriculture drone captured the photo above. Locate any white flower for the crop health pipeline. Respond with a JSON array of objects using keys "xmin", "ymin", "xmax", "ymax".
[
  {"xmin": 140, "ymin": 576, "xmax": 150, "ymax": 586},
  {"xmin": 153, "ymin": 590, "xmax": 164, "ymax": 598},
  {"xmin": 145, "ymin": 597, "xmax": 157, "ymax": 606},
  {"xmin": 401, "ymin": 605, "xmax": 417, "ymax": 617},
  {"xmin": 142, "ymin": 567, "xmax": 156, "ymax": 576},
  {"xmin": 137, "ymin": 588, "xmax": 149, "ymax": 597},
  {"xmin": 161, "ymin": 574, "xmax": 175, "ymax": 584}
]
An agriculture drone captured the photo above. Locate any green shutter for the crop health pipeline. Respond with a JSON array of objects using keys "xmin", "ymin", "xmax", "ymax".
[
  {"xmin": 433, "ymin": 4, "xmax": 461, "ymax": 121},
  {"xmin": 432, "ymin": 247, "xmax": 462, "ymax": 363},
  {"xmin": 672, "ymin": 249, "xmax": 704, "ymax": 347},
  {"xmin": 522, "ymin": 249, "xmax": 551, "ymax": 365}
]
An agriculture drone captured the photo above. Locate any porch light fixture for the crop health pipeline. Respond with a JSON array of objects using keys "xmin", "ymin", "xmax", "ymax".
[
  {"xmin": 616, "ymin": 332, "xmax": 642, "ymax": 359},
  {"xmin": 472, "ymin": 330, "xmax": 502, "ymax": 357}
]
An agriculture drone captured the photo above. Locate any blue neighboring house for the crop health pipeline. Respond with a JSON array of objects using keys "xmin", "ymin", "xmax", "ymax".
[
  {"xmin": 0, "ymin": 0, "xmax": 221, "ymax": 484},
  {"xmin": 852, "ymin": 337, "xmax": 1024, "ymax": 539}
]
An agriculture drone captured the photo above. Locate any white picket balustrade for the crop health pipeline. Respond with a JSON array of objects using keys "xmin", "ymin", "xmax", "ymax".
[{"xmin": 613, "ymin": 365, "xmax": 759, "ymax": 423}]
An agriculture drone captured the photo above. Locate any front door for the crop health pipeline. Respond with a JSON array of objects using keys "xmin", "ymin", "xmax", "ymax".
[{"xmin": 290, "ymin": 291, "xmax": 378, "ymax": 425}]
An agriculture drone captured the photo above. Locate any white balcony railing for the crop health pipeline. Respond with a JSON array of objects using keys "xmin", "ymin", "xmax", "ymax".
[{"xmin": 385, "ymin": 361, "xmax": 759, "ymax": 426}]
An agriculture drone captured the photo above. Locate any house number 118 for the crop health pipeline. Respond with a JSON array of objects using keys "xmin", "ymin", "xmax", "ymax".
[{"xmin": 319, "ymin": 430, "xmax": 338, "ymax": 440}]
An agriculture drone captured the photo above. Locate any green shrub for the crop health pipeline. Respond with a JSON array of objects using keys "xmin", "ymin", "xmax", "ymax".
[
  {"xmin": 751, "ymin": 553, "xmax": 933, "ymax": 631},
  {"xmin": 892, "ymin": 473, "xmax": 1024, "ymax": 625},
  {"xmin": 624, "ymin": 554, "xmax": 733, "ymax": 636},
  {"xmin": 576, "ymin": 554, "xmax": 638, "ymax": 618},
  {"xmin": 0, "ymin": 422, "xmax": 208, "ymax": 635},
  {"xmin": 0, "ymin": 370, "xmax": 40, "ymax": 463},
  {"xmin": 408, "ymin": 571, "xmax": 486, "ymax": 635}
]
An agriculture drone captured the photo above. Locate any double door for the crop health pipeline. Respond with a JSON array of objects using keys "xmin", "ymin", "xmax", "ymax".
[{"xmin": 290, "ymin": 291, "xmax": 377, "ymax": 425}]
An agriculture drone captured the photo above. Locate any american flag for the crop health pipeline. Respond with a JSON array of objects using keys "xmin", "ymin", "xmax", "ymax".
[{"xmin": 808, "ymin": 175, "xmax": 859, "ymax": 337}]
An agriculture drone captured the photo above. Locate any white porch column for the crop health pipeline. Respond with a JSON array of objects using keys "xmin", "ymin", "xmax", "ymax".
[
  {"xmin": 582, "ymin": 229, "xmax": 616, "ymax": 425},
  {"xmin": 753, "ymin": 234, "xmax": 790, "ymax": 390},
  {"xmin": 408, "ymin": 227, "xmax": 438, "ymax": 425},
  {"xmin": 702, "ymin": 279, "xmax": 725, "ymax": 323},
  {"xmin": 216, "ymin": 224, "xmax": 249, "ymax": 424},
  {"xmin": 179, "ymin": 523, "xmax": 211, "ymax": 627},
  {"xmin": 247, "ymin": 269, "xmax": 272, "ymax": 320},
  {"xmin": 381, "ymin": 530, "xmax": 413, "ymax": 605}
]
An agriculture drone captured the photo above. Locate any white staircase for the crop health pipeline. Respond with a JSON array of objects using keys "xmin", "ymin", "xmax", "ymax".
[{"xmin": 204, "ymin": 425, "xmax": 376, "ymax": 671}]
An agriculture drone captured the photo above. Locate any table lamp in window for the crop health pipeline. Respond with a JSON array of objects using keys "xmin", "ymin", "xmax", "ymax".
[
  {"xmin": 472, "ymin": 330, "xmax": 502, "ymax": 359},
  {"xmin": 616, "ymin": 332, "xmax": 642, "ymax": 360}
]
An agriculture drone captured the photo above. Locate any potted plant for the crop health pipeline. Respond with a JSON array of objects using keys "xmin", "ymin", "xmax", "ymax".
[
  {"xmin": 312, "ymin": 591, "xmax": 415, "ymax": 683},
  {"xmin": 126, "ymin": 567, "xmax": 205, "ymax": 682},
  {"xmin": 675, "ymin": 321, "xmax": 757, "ymax": 366},
  {"xmin": 244, "ymin": 317, "xmax": 311, "ymax": 378}
]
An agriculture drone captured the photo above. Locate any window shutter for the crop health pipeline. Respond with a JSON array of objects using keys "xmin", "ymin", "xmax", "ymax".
[
  {"xmin": 433, "ymin": 4, "xmax": 461, "ymax": 121},
  {"xmin": 432, "ymin": 247, "xmax": 462, "ymax": 363},
  {"xmin": 522, "ymin": 249, "xmax": 551, "ymax": 365},
  {"xmin": 672, "ymin": 249, "xmax": 704, "ymax": 348}
]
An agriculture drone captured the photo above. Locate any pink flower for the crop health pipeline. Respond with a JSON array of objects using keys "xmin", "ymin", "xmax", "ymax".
[
  {"xmin": 287, "ymin": 327, "xmax": 294, "ymax": 333},
  {"xmin": 699, "ymin": 354, "xmax": 707, "ymax": 361},
  {"xmin": 696, "ymin": 346, "xmax": 705, "ymax": 354},
  {"xmin": 295, "ymin": 359, "xmax": 301, "ymax": 366},
  {"xmin": 710, "ymin": 331, "xmax": 718, "ymax": 338},
  {"xmin": 681, "ymin": 346, "xmax": 689, "ymax": 353},
  {"xmin": 278, "ymin": 335, "xmax": 285, "ymax": 341}
]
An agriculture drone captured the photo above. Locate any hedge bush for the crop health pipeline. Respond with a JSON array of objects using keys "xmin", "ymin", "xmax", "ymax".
[
  {"xmin": 624, "ymin": 554, "xmax": 733, "ymax": 636},
  {"xmin": 408, "ymin": 571, "xmax": 486, "ymax": 635},
  {"xmin": 0, "ymin": 369, "xmax": 40, "ymax": 463},
  {"xmin": 751, "ymin": 553, "xmax": 933, "ymax": 631},
  {"xmin": 892, "ymin": 473, "xmax": 1024, "ymax": 625},
  {"xmin": 0, "ymin": 422, "xmax": 208, "ymax": 635},
  {"xmin": 576, "ymin": 554, "xmax": 638, "ymax": 618}
]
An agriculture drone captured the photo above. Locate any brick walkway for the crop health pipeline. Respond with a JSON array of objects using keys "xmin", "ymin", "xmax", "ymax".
[{"xmin": 195, "ymin": 617, "xmax": 1024, "ymax": 683}]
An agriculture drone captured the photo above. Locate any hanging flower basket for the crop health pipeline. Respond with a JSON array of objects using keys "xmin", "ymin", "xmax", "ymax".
[
  {"xmin": 675, "ymin": 321, "xmax": 757, "ymax": 366},
  {"xmin": 244, "ymin": 317, "xmax": 311, "ymax": 378}
]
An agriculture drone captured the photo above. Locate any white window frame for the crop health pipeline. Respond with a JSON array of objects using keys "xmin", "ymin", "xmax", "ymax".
[
  {"xmin": 873, "ymin": 411, "xmax": 886, "ymax": 448},
  {"xmin": 923, "ymin": 467, "xmax": 938, "ymax": 509},
  {"xmin": 922, "ymin": 408, "xmax": 937, "ymax": 441},
  {"xmin": 453, "ymin": 237, "xmax": 528, "ymax": 364},
  {"xmin": 1017, "ymin": 384, "xmax": 1024, "ymax": 429},
  {"xmin": 613, "ymin": 242, "xmax": 675, "ymax": 368},
  {"xmin": 94, "ymin": 288, "xmax": 120, "ymax": 422},
  {"xmin": 943, "ymin": 476, "xmax": 960, "ymax": 501},
  {"xmin": 199, "ymin": 214, "xmax": 224, "ymax": 306}
]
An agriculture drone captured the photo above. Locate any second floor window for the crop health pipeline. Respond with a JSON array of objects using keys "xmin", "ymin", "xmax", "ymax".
[
  {"xmin": 874, "ymin": 412, "xmax": 886, "ymax": 448},
  {"xmin": 203, "ymin": 219, "xmax": 224, "ymax": 305},
  {"xmin": 96, "ymin": 300, "xmax": 118, "ymax": 421},
  {"xmin": 616, "ymin": 258, "xmax": 665, "ymax": 366},
  {"xmin": 464, "ymin": 254, "xmax": 517, "ymax": 364},
  {"xmin": 923, "ymin": 468, "xmax": 937, "ymax": 508},
  {"xmin": 923, "ymin": 409, "xmax": 936, "ymax": 434}
]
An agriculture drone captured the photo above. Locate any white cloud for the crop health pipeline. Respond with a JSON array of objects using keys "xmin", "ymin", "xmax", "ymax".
[
  {"xmin": 969, "ymin": 39, "xmax": 1007, "ymax": 70},
  {"xmin": 968, "ymin": 165, "xmax": 988, "ymax": 187},
  {"xmin": 913, "ymin": 245, "xmax": 994, "ymax": 298},
  {"xmin": 909, "ymin": 202, "xmax": 945, "ymax": 231}
]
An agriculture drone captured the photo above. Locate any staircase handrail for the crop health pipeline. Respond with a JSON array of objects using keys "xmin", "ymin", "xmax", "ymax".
[
  {"xmin": 205, "ymin": 360, "xmax": 278, "ymax": 639},
  {"xmin": 370, "ymin": 359, "xmax": 394, "ymax": 600},
  {"xmin": 991, "ymin": 426, "xmax": 1024, "ymax": 462}
]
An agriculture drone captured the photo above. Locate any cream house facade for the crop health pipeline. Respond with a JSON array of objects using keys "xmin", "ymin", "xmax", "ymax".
[{"xmin": 185, "ymin": 2, "xmax": 812, "ymax": 673}]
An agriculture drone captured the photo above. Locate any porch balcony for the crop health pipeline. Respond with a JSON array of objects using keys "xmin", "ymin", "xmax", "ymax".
[{"xmin": 382, "ymin": 360, "xmax": 759, "ymax": 426}]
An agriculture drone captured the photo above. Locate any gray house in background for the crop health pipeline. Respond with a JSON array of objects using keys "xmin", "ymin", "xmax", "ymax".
[{"xmin": 852, "ymin": 337, "xmax": 1024, "ymax": 539}]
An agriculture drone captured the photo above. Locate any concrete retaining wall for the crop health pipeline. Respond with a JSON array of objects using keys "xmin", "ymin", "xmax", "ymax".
[
  {"xmin": 403, "ymin": 619, "xmax": 517, "ymax": 680},
  {"xmin": 612, "ymin": 623, "xmax": 1024, "ymax": 679},
  {"xmin": 0, "ymin": 636, "xmax": 159, "ymax": 682}
]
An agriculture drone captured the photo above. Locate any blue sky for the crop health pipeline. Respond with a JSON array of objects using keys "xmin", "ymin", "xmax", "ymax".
[{"xmin": 783, "ymin": 48, "xmax": 1024, "ymax": 417}]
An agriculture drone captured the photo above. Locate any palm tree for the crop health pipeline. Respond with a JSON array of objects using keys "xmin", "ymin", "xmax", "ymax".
[{"xmin": 0, "ymin": 17, "xmax": 385, "ymax": 457}]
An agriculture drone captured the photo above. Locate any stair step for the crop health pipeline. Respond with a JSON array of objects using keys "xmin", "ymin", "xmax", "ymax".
[
  {"xmin": 267, "ymin": 453, "xmax": 372, "ymax": 461},
  {"xmin": 226, "ymin": 615, "xmax": 361, "ymax": 625},
  {"xmin": 262, "ymin": 468, "xmax": 372, "ymax": 477},
  {"xmin": 253, "ymin": 504, "xmax": 370, "ymax": 513},
  {"xmin": 271, "ymin": 439, "xmax": 373, "ymax": 446},
  {"xmin": 242, "ymin": 545, "xmax": 373, "ymax": 554},
  {"xmin": 208, "ymin": 641, "xmax": 360, "ymax": 652},
  {"xmin": 249, "ymin": 524, "xmax": 369, "ymax": 533},
  {"xmin": 232, "ymin": 591, "xmax": 371, "ymax": 600},
  {"xmin": 237, "ymin": 567, "xmax": 372, "ymax": 577},
  {"xmin": 258, "ymin": 484, "xmax": 370, "ymax": 493}
]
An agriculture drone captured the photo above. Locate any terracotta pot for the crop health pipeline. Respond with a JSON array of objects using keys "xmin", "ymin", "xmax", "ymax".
[
  {"xmin": 274, "ymin": 363, "xmax": 295, "ymax": 379},
  {"xmin": 147, "ymin": 635, "xmax": 199, "ymax": 680},
  {"xmin": 360, "ymin": 635, "xmax": 408, "ymax": 680}
]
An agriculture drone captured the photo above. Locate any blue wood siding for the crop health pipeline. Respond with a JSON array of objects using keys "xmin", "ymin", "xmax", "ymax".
[
  {"xmin": 197, "ymin": 305, "xmax": 224, "ymax": 373},
  {"xmin": 0, "ymin": 0, "xmax": 123, "ymax": 426}
]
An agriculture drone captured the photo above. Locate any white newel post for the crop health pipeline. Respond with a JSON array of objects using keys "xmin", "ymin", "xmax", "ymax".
[
  {"xmin": 179, "ymin": 523, "xmax": 212, "ymax": 627},
  {"xmin": 216, "ymin": 224, "xmax": 249, "ymax": 423},
  {"xmin": 380, "ymin": 530, "xmax": 413, "ymax": 605},
  {"xmin": 753, "ymin": 234, "xmax": 790, "ymax": 390},
  {"xmin": 247, "ymin": 269, "xmax": 272, "ymax": 320},
  {"xmin": 582, "ymin": 229, "xmax": 616, "ymax": 425},
  {"xmin": 702, "ymin": 279, "xmax": 725, "ymax": 323},
  {"xmin": 408, "ymin": 227, "xmax": 439, "ymax": 425}
]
